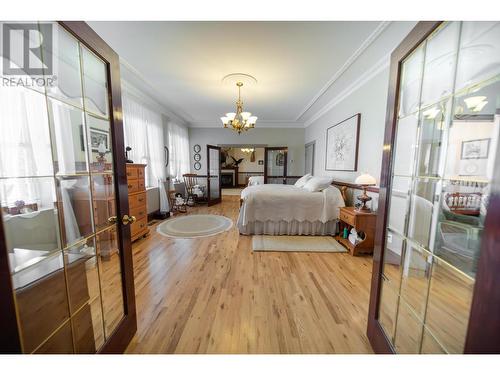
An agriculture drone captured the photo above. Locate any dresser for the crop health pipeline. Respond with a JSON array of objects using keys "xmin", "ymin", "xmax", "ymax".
[{"xmin": 126, "ymin": 164, "xmax": 150, "ymax": 242}]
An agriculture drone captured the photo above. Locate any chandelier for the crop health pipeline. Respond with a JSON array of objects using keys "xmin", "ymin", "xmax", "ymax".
[{"xmin": 220, "ymin": 82, "xmax": 257, "ymax": 134}]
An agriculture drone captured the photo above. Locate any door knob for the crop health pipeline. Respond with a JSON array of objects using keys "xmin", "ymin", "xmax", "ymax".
[
  {"xmin": 122, "ymin": 215, "xmax": 136, "ymax": 225},
  {"xmin": 108, "ymin": 216, "xmax": 118, "ymax": 224}
]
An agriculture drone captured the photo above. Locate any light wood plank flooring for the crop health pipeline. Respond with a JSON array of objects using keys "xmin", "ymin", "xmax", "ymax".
[{"xmin": 125, "ymin": 196, "xmax": 374, "ymax": 353}]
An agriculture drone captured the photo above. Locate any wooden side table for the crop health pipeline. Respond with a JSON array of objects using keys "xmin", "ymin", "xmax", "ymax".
[{"xmin": 336, "ymin": 207, "xmax": 377, "ymax": 256}]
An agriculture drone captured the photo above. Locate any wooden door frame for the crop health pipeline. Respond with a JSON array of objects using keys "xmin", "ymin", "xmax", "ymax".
[
  {"xmin": 206, "ymin": 145, "xmax": 222, "ymax": 206},
  {"xmin": 368, "ymin": 20, "xmax": 500, "ymax": 354},
  {"xmin": 264, "ymin": 147, "xmax": 288, "ymax": 184},
  {"xmin": 0, "ymin": 21, "xmax": 136, "ymax": 353}
]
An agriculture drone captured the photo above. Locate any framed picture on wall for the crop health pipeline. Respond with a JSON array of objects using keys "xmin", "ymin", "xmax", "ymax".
[
  {"xmin": 325, "ymin": 113, "xmax": 360, "ymax": 171},
  {"xmin": 461, "ymin": 138, "xmax": 490, "ymax": 159}
]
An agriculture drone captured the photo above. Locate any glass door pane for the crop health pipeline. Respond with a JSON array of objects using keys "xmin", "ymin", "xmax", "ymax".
[
  {"xmin": 0, "ymin": 22, "xmax": 126, "ymax": 353},
  {"xmin": 265, "ymin": 147, "xmax": 288, "ymax": 184},
  {"xmin": 377, "ymin": 21, "xmax": 500, "ymax": 354},
  {"xmin": 207, "ymin": 145, "xmax": 221, "ymax": 205}
]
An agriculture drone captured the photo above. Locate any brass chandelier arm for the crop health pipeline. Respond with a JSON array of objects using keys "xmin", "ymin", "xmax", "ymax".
[{"xmin": 221, "ymin": 81, "xmax": 257, "ymax": 134}]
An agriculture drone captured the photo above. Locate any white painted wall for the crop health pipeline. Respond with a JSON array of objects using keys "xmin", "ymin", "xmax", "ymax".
[
  {"xmin": 188, "ymin": 128, "xmax": 305, "ymax": 176},
  {"xmin": 304, "ymin": 22, "xmax": 417, "ymax": 187}
]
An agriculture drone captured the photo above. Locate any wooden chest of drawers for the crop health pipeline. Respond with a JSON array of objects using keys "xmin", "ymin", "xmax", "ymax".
[{"xmin": 126, "ymin": 164, "xmax": 149, "ymax": 242}]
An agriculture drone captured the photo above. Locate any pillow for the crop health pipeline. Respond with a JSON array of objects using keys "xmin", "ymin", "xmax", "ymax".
[
  {"xmin": 303, "ymin": 176, "xmax": 334, "ymax": 192},
  {"xmin": 294, "ymin": 173, "xmax": 312, "ymax": 188}
]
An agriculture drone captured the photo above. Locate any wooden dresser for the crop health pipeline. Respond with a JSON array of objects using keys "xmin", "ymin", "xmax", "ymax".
[{"xmin": 126, "ymin": 164, "xmax": 149, "ymax": 242}]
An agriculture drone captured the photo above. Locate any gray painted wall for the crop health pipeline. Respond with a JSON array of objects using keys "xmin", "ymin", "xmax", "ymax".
[{"xmin": 188, "ymin": 127, "xmax": 305, "ymax": 176}]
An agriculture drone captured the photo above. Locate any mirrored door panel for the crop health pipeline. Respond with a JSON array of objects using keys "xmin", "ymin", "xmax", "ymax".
[
  {"xmin": 0, "ymin": 22, "xmax": 127, "ymax": 353},
  {"xmin": 376, "ymin": 21, "xmax": 500, "ymax": 354},
  {"xmin": 264, "ymin": 147, "xmax": 288, "ymax": 184},
  {"xmin": 207, "ymin": 145, "xmax": 221, "ymax": 205}
]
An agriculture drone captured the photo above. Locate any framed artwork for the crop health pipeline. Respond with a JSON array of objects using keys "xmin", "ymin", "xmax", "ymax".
[
  {"xmin": 325, "ymin": 113, "xmax": 360, "ymax": 171},
  {"xmin": 194, "ymin": 153, "xmax": 201, "ymax": 162},
  {"xmin": 79, "ymin": 125, "xmax": 110, "ymax": 152},
  {"xmin": 89, "ymin": 127, "xmax": 110, "ymax": 152},
  {"xmin": 193, "ymin": 144, "xmax": 201, "ymax": 153},
  {"xmin": 461, "ymin": 138, "xmax": 490, "ymax": 159},
  {"xmin": 194, "ymin": 162, "xmax": 201, "ymax": 170}
]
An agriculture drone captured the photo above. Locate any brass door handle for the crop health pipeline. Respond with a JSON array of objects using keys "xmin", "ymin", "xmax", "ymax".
[
  {"xmin": 108, "ymin": 216, "xmax": 118, "ymax": 224},
  {"xmin": 122, "ymin": 215, "xmax": 136, "ymax": 225}
]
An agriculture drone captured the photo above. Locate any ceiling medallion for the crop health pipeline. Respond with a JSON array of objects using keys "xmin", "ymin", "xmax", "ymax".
[{"xmin": 220, "ymin": 80, "xmax": 257, "ymax": 134}]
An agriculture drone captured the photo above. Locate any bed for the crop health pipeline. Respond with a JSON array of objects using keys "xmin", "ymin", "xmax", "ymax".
[
  {"xmin": 247, "ymin": 176, "xmax": 264, "ymax": 186},
  {"xmin": 237, "ymin": 184, "xmax": 345, "ymax": 235}
]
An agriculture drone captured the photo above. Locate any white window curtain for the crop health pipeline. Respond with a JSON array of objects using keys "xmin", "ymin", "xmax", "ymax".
[
  {"xmin": 167, "ymin": 121, "xmax": 190, "ymax": 180},
  {"xmin": 122, "ymin": 93, "xmax": 169, "ymax": 212},
  {"xmin": 0, "ymin": 86, "xmax": 54, "ymax": 206}
]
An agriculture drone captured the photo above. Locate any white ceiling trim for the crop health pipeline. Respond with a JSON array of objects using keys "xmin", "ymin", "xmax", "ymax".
[
  {"xmin": 295, "ymin": 21, "xmax": 391, "ymax": 122},
  {"xmin": 120, "ymin": 59, "xmax": 193, "ymax": 124},
  {"xmin": 188, "ymin": 120, "xmax": 304, "ymax": 129},
  {"xmin": 303, "ymin": 52, "xmax": 391, "ymax": 127}
]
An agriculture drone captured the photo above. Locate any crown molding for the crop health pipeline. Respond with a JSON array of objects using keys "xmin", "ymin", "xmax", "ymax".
[
  {"xmin": 119, "ymin": 59, "xmax": 192, "ymax": 124},
  {"xmin": 188, "ymin": 120, "xmax": 305, "ymax": 129},
  {"xmin": 296, "ymin": 21, "xmax": 392, "ymax": 122},
  {"xmin": 304, "ymin": 52, "xmax": 391, "ymax": 127}
]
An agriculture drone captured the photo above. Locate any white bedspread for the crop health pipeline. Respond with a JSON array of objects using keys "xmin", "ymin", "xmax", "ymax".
[{"xmin": 239, "ymin": 184, "xmax": 345, "ymax": 225}]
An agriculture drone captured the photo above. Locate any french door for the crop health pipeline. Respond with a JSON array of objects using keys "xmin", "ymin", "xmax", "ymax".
[
  {"xmin": 207, "ymin": 145, "xmax": 222, "ymax": 206},
  {"xmin": 264, "ymin": 147, "xmax": 288, "ymax": 184},
  {"xmin": 0, "ymin": 21, "xmax": 136, "ymax": 353},
  {"xmin": 368, "ymin": 21, "xmax": 500, "ymax": 354}
]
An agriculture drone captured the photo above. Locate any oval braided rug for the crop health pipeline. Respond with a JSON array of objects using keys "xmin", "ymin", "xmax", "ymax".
[{"xmin": 157, "ymin": 214, "xmax": 233, "ymax": 238}]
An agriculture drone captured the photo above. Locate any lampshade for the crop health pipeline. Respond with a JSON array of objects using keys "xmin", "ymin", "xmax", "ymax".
[
  {"xmin": 226, "ymin": 112, "xmax": 236, "ymax": 120},
  {"xmin": 248, "ymin": 116, "xmax": 257, "ymax": 123},
  {"xmin": 241, "ymin": 112, "xmax": 251, "ymax": 120},
  {"xmin": 355, "ymin": 173, "xmax": 376, "ymax": 186},
  {"xmin": 220, "ymin": 116, "xmax": 228, "ymax": 124}
]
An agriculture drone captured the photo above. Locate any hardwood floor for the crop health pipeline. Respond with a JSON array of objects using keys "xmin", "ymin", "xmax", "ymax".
[{"xmin": 125, "ymin": 196, "xmax": 374, "ymax": 353}]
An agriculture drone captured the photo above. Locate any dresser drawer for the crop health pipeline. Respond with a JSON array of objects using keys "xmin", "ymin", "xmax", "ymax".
[
  {"xmin": 137, "ymin": 168, "xmax": 145, "ymax": 179},
  {"xmin": 131, "ymin": 216, "xmax": 147, "ymax": 237},
  {"xmin": 129, "ymin": 192, "xmax": 146, "ymax": 209},
  {"xmin": 126, "ymin": 167, "xmax": 138, "ymax": 180},
  {"xmin": 130, "ymin": 205, "xmax": 147, "ymax": 220},
  {"xmin": 127, "ymin": 179, "xmax": 140, "ymax": 193},
  {"xmin": 340, "ymin": 210, "xmax": 356, "ymax": 226},
  {"xmin": 138, "ymin": 179, "xmax": 145, "ymax": 191}
]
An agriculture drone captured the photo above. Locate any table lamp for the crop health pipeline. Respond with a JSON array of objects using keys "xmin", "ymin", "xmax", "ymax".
[{"xmin": 355, "ymin": 173, "xmax": 376, "ymax": 212}]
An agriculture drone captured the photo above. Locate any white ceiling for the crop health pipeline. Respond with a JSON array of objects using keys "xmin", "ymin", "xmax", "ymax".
[{"xmin": 88, "ymin": 21, "xmax": 383, "ymax": 127}]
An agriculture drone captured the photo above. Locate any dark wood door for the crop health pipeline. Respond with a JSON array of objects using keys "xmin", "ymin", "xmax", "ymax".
[
  {"xmin": 368, "ymin": 21, "xmax": 500, "ymax": 354},
  {"xmin": 207, "ymin": 145, "xmax": 222, "ymax": 206},
  {"xmin": 264, "ymin": 147, "xmax": 288, "ymax": 184},
  {"xmin": 0, "ymin": 21, "xmax": 136, "ymax": 353}
]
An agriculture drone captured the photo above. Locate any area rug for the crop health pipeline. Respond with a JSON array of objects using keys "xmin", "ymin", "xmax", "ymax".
[
  {"xmin": 252, "ymin": 235, "xmax": 347, "ymax": 253},
  {"xmin": 157, "ymin": 214, "xmax": 233, "ymax": 238}
]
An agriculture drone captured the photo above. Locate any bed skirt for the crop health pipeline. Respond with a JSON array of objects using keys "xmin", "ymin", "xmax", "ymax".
[{"xmin": 237, "ymin": 219, "xmax": 338, "ymax": 236}]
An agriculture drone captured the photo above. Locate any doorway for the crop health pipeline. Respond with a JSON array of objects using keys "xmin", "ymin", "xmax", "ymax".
[{"xmin": 305, "ymin": 141, "xmax": 315, "ymax": 175}]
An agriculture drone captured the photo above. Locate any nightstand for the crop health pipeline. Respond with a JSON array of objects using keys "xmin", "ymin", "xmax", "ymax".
[{"xmin": 336, "ymin": 207, "xmax": 377, "ymax": 256}]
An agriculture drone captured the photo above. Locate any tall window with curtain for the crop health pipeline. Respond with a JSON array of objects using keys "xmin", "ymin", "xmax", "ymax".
[
  {"xmin": 122, "ymin": 93, "xmax": 168, "ymax": 211},
  {"xmin": 167, "ymin": 121, "xmax": 190, "ymax": 181}
]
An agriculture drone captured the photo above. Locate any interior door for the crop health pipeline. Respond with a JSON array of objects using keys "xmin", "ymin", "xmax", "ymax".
[
  {"xmin": 0, "ymin": 21, "xmax": 135, "ymax": 353},
  {"xmin": 207, "ymin": 145, "xmax": 222, "ymax": 206},
  {"xmin": 305, "ymin": 141, "xmax": 315, "ymax": 175},
  {"xmin": 368, "ymin": 21, "xmax": 500, "ymax": 354},
  {"xmin": 264, "ymin": 147, "xmax": 288, "ymax": 184}
]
